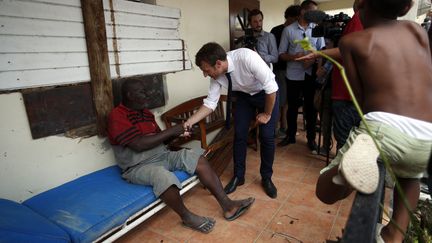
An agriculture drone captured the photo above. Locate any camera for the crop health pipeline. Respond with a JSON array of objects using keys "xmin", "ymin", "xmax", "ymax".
[
  {"xmin": 306, "ymin": 11, "xmax": 351, "ymax": 45},
  {"xmin": 235, "ymin": 28, "xmax": 258, "ymax": 50},
  {"xmin": 234, "ymin": 13, "xmax": 258, "ymax": 50}
]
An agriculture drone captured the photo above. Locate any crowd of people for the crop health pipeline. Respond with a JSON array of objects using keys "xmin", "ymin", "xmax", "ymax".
[{"xmin": 106, "ymin": 0, "xmax": 432, "ymax": 241}]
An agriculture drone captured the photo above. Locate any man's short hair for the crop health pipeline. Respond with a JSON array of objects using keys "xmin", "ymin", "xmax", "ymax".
[
  {"xmin": 284, "ymin": 5, "xmax": 301, "ymax": 19},
  {"xmin": 300, "ymin": 0, "xmax": 318, "ymax": 10},
  {"xmin": 369, "ymin": 0, "xmax": 411, "ymax": 19},
  {"xmin": 195, "ymin": 42, "xmax": 227, "ymax": 67},
  {"xmin": 248, "ymin": 9, "xmax": 263, "ymax": 22}
]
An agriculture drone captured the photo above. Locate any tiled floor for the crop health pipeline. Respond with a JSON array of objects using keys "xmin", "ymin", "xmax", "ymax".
[{"xmin": 116, "ymin": 129, "xmax": 356, "ymax": 243}]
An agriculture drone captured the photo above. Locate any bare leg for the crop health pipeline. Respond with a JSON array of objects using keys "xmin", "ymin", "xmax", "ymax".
[
  {"xmin": 316, "ymin": 166, "xmax": 353, "ymax": 204},
  {"xmin": 381, "ymin": 178, "xmax": 420, "ymax": 243},
  {"xmin": 195, "ymin": 156, "xmax": 254, "ymax": 219},
  {"xmin": 159, "ymin": 185, "xmax": 214, "ymax": 232}
]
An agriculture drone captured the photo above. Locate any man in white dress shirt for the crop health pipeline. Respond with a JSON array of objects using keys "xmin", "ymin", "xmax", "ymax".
[{"xmin": 184, "ymin": 42, "xmax": 279, "ymax": 198}]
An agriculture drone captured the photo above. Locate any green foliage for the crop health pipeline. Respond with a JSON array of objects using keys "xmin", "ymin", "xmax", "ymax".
[{"xmin": 405, "ymin": 199, "xmax": 432, "ymax": 243}]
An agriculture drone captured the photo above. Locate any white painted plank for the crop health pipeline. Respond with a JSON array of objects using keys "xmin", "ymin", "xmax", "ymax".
[
  {"xmin": 108, "ymin": 50, "xmax": 183, "ymax": 64},
  {"xmin": 0, "ymin": 16, "xmax": 85, "ymax": 37},
  {"xmin": 105, "ymin": 24, "xmax": 179, "ymax": 39},
  {"xmin": 110, "ymin": 60, "xmax": 191, "ymax": 78},
  {"xmin": 107, "ymin": 39, "xmax": 183, "ymax": 52},
  {"xmin": 0, "ymin": 0, "xmax": 82, "ymax": 22},
  {"xmin": 102, "ymin": 0, "xmax": 180, "ymax": 18},
  {"xmin": 28, "ymin": 0, "xmax": 81, "ymax": 7},
  {"xmin": 0, "ymin": 53, "xmax": 89, "ymax": 71},
  {"xmin": 104, "ymin": 11, "xmax": 178, "ymax": 29},
  {"xmin": 0, "ymin": 36, "xmax": 87, "ymax": 53},
  {"xmin": 0, "ymin": 67, "xmax": 90, "ymax": 90}
]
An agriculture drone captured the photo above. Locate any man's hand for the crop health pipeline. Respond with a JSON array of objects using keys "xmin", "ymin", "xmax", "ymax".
[
  {"xmin": 302, "ymin": 58, "xmax": 315, "ymax": 69},
  {"xmin": 316, "ymin": 66, "xmax": 327, "ymax": 78},
  {"xmin": 256, "ymin": 112, "xmax": 271, "ymax": 125},
  {"xmin": 296, "ymin": 52, "xmax": 318, "ymax": 62},
  {"xmin": 181, "ymin": 121, "xmax": 192, "ymax": 138}
]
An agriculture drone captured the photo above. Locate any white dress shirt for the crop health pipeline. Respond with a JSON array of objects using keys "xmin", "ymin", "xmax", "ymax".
[{"xmin": 203, "ymin": 48, "xmax": 279, "ymax": 110}]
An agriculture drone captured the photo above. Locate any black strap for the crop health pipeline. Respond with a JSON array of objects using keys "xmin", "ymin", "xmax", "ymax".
[{"xmin": 225, "ymin": 72, "xmax": 232, "ymax": 129}]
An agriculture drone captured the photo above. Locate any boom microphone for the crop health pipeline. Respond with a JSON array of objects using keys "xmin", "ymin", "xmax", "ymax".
[{"xmin": 304, "ymin": 10, "xmax": 328, "ymax": 23}]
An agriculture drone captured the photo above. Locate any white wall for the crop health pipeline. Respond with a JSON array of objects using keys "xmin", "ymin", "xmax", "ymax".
[
  {"xmin": 154, "ymin": 0, "xmax": 229, "ymax": 113},
  {"xmin": 261, "ymin": 0, "xmax": 296, "ymax": 32},
  {"xmin": 0, "ymin": 93, "xmax": 116, "ymax": 202}
]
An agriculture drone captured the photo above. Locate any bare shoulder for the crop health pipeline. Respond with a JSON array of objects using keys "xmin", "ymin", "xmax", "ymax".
[
  {"xmin": 400, "ymin": 20, "xmax": 429, "ymax": 46},
  {"xmin": 339, "ymin": 30, "xmax": 371, "ymax": 54}
]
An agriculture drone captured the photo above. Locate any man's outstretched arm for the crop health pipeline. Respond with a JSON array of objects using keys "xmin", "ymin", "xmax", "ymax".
[{"xmin": 127, "ymin": 124, "xmax": 184, "ymax": 152}]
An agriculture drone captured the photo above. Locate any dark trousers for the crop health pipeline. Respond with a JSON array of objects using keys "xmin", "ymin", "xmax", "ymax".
[
  {"xmin": 233, "ymin": 91, "xmax": 279, "ymax": 180},
  {"xmin": 332, "ymin": 100, "xmax": 361, "ymax": 150},
  {"xmin": 286, "ymin": 74, "xmax": 317, "ymax": 143}
]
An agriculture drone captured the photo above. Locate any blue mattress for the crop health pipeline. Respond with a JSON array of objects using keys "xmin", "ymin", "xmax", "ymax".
[
  {"xmin": 23, "ymin": 166, "xmax": 191, "ymax": 243},
  {"xmin": 0, "ymin": 198, "xmax": 70, "ymax": 243}
]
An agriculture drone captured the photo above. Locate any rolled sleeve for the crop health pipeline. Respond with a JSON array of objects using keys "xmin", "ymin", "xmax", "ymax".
[{"xmin": 202, "ymin": 80, "xmax": 221, "ymax": 110}]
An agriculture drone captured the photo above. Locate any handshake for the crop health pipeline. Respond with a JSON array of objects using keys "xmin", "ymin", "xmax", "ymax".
[{"xmin": 179, "ymin": 122, "xmax": 194, "ymax": 137}]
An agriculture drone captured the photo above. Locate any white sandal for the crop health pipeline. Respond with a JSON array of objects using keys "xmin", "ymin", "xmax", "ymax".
[
  {"xmin": 375, "ymin": 223, "xmax": 385, "ymax": 243},
  {"xmin": 338, "ymin": 133, "xmax": 380, "ymax": 194}
]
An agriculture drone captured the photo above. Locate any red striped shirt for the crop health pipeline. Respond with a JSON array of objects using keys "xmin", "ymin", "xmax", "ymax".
[{"xmin": 108, "ymin": 104, "xmax": 161, "ymax": 146}]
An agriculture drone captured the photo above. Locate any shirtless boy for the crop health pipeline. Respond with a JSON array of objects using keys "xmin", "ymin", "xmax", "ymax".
[{"xmin": 315, "ymin": 0, "xmax": 432, "ymax": 242}]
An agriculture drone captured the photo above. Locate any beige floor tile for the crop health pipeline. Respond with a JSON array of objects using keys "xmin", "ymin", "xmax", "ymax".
[
  {"xmin": 267, "ymin": 202, "xmax": 336, "ymax": 243},
  {"xmin": 286, "ymin": 183, "xmax": 341, "ymax": 216}
]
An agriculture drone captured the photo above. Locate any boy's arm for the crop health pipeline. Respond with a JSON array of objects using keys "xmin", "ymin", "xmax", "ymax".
[{"xmin": 339, "ymin": 35, "xmax": 363, "ymax": 105}]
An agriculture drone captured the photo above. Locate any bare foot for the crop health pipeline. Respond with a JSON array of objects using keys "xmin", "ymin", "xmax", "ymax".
[
  {"xmin": 182, "ymin": 213, "xmax": 215, "ymax": 234},
  {"xmin": 224, "ymin": 197, "xmax": 255, "ymax": 221}
]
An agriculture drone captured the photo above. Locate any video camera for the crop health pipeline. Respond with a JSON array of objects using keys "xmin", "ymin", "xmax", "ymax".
[
  {"xmin": 234, "ymin": 13, "xmax": 258, "ymax": 50},
  {"xmin": 304, "ymin": 10, "xmax": 351, "ymax": 45}
]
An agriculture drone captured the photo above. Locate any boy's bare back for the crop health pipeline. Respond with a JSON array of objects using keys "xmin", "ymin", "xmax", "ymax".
[{"xmin": 340, "ymin": 20, "xmax": 432, "ymax": 122}]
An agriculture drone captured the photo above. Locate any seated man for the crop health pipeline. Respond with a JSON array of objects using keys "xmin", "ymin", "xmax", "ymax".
[{"xmin": 107, "ymin": 78, "xmax": 255, "ymax": 233}]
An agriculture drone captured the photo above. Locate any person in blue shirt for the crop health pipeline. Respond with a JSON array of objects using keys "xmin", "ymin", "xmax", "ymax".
[{"xmin": 277, "ymin": 0, "xmax": 325, "ymax": 154}]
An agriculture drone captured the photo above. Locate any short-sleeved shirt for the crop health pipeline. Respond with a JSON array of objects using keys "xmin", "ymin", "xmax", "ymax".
[
  {"xmin": 108, "ymin": 104, "xmax": 165, "ymax": 170},
  {"xmin": 255, "ymin": 30, "xmax": 279, "ymax": 65},
  {"xmin": 203, "ymin": 48, "xmax": 278, "ymax": 110},
  {"xmin": 278, "ymin": 21, "xmax": 325, "ymax": 80},
  {"xmin": 331, "ymin": 11, "xmax": 364, "ymax": 101},
  {"xmin": 108, "ymin": 104, "xmax": 161, "ymax": 146}
]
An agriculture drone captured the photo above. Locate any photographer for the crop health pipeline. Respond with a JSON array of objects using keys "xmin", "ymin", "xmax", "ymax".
[
  {"xmin": 277, "ymin": 0, "xmax": 325, "ymax": 153},
  {"xmin": 297, "ymin": 0, "xmax": 363, "ymax": 151},
  {"xmin": 248, "ymin": 9, "xmax": 278, "ymax": 67}
]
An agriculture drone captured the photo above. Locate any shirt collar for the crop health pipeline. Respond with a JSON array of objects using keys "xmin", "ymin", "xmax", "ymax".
[
  {"xmin": 226, "ymin": 55, "xmax": 234, "ymax": 74},
  {"xmin": 296, "ymin": 21, "xmax": 314, "ymax": 31}
]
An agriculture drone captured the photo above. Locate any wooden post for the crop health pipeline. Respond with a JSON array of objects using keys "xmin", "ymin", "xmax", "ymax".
[{"xmin": 81, "ymin": 0, "xmax": 113, "ymax": 136}]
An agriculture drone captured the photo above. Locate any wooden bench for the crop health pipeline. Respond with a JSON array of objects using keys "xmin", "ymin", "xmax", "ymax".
[{"xmin": 161, "ymin": 95, "xmax": 234, "ymax": 176}]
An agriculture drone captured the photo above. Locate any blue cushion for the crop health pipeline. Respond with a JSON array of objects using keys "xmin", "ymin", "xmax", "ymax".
[
  {"xmin": 23, "ymin": 166, "xmax": 191, "ymax": 243},
  {"xmin": 0, "ymin": 198, "xmax": 70, "ymax": 243}
]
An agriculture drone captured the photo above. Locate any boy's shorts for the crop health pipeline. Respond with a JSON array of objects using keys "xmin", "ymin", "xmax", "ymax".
[
  {"xmin": 122, "ymin": 148, "xmax": 201, "ymax": 197},
  {"xmin": 321, "ymin": 120, "xmax": 432, "ymax": 179}
]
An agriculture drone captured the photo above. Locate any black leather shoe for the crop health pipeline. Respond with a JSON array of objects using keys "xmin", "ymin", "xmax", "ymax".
[
  {"xmin": 307, "ymin": 141, "xmax": 318, "ymax": 154},
  {"xmin": 277, "ymin": 138, "xmax": 295, "ymax": 147},
  {"xmin": 224, "ymin": 176, "xmax": 245, "ymax": 194},
  {"xmin": 262, "ymin": 178, "xmax": 277, "ymax": 198}
]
